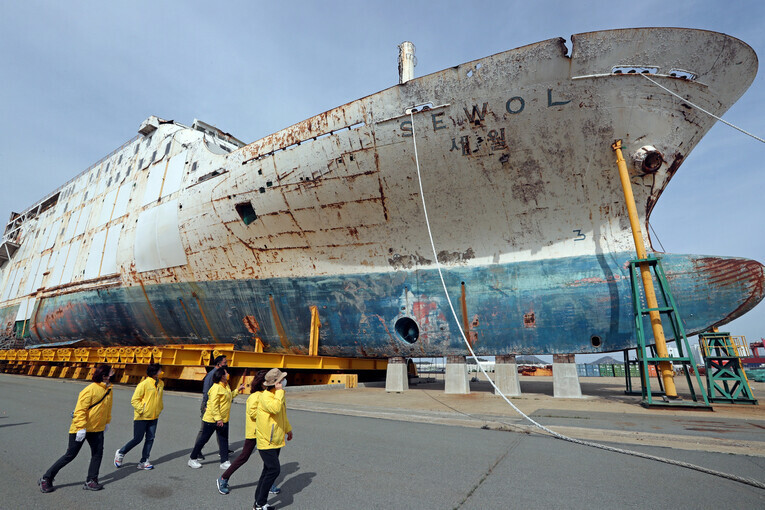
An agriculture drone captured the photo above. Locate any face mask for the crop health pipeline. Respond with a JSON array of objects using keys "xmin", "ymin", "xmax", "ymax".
[{"xmin": 281, "ymin": 379, "xmax": 288, "ymax": 388}]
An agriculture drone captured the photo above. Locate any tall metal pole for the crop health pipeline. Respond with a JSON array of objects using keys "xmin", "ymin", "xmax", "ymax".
[{"xmin": 612, "ymin": 140, "xmax": 678, "ymax": 398}]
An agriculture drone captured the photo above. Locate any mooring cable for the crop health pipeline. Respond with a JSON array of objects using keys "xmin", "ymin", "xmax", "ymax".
[
  {"xmin": 408, "ymin": 111, "xmax": 765, "ymax": 490},
  {"xmin": 640, "ymin": 74, "xmax": 765, "ymax": 144}
]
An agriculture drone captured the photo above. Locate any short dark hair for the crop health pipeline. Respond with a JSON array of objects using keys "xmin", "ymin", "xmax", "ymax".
[
  {"xmin": 92, "ymin": 364, "xmax": 112, "ymax": 383},
  {"xmin": 146, "ymin": 363, "xmax": 161, "ymax": 377},
  {"xmin": 213, "ymin": 368, "xmax": 228, "ymax": 384},
  {"xmin": 212, "ymin": 355, "xmax": 226, "ymax": 367},
  {"xmin": 251, "ymin": 369, "xmax": 268, "ymax": 392}
]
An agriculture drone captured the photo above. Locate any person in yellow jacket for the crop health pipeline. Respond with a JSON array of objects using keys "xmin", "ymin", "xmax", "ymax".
[
  {"xmin": 253, "ymin": 368, "xmax": 293, "ymax": 510},
  {"xmin": 38, "ymin": 364, "xmax": 115, "ymax": 493},
  {"xmin": 114, "ymin": 363, "xmax": 164, "ymax": 470},
  {"xmin": 216, "ymin": 369, "xmax": 265, "ymax": 495},
  {"xmin": 188, "ymin": 368, "xmax": 244, "ymax": 469}
]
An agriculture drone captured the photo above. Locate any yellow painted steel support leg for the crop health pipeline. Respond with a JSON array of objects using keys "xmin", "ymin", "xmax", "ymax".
[
  {"xmin": 612, "ymin": 140, "xmax": 678, "ymax": 398},
  {"xmin": 309, "ymin": 306, "xmax": 320, "ymax": 356}
]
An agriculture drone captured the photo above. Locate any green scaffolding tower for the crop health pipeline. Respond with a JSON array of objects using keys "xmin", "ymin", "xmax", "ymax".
[
  {"xmin": 628, "ymin": 256, "xmax": 711, "ymax": 409},
  {"xmin": 699, "ymin": 332, "xmax": 757, "ymax": 405}
]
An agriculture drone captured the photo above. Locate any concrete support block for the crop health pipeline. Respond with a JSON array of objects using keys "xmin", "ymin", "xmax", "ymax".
[
  {"xmin": 553, "ymin": 353, "xmax": 583, "ymax": 398},
  {"xmin": 385, "ymin": 357, "xmax": 408, "ymax": 392},
  {"xmin": 494, "ymin": 354, "xmax": 521, "ymax": 396},
  {"xmin": 445, "ymin": 355, "xmax": 470, "ymax": 394}
]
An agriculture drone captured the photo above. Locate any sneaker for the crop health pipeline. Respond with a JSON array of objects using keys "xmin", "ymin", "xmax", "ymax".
[
  {"xmin": 83, "ymin": 479, "xmax": 104, "ymax": 491},
  {"xmin": 188, "ymin": 458, "xmax": 202, "ymax": 469},
  {"xmin": 198, "ymin": 453, "xmax": 206, "ymax": 461},
  {"xmin": 38, "ymin": 477, "xmax": 54, "ymax": 493},
  {"xmin": 220, "ymin": 461, "xmax": 231, "ymax": 469},
  {"xmin": 114, "ymin": 449, "xmax": 124, "ymax": 468},
  {"xmin": 217, "ymin": 476, "xmax": 230, "ymax": 495},
  {"xmin": 254, "ymin": 504, "xmax": 275, "ymax": 510},
  {"xmin": 269, "ymin": 485, "xmax": 281, "ymax": 494},
  {"xmin": 137, "ymin": 461, "xmax": 154, "ymax": 470}
]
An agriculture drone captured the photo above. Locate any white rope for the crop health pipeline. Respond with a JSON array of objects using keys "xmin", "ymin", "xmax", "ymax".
[
  {"xmin": 408, "ymin": 112, "xmax": 765, "ymax": 490},
  {"xmin": 641, "ymin": 74, "xmax": 765, "ymax": 144}
]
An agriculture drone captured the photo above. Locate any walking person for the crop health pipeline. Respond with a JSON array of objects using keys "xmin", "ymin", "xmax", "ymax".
[
  {"xmin": 189, "ymin": 368, "xmax": 244, "ymax": 469},
  {"xmin": 216, "ymin": 370, "xmax": 281, "ymax": 496},
  {"xmin": 253, "ymin": 368, "xmax": 293, "ymax": 510},
  {"xmin": 38, "ymin": 364, "xmax": 115, "ymax": 493},
  {"xmin": 114, "ymin": 363, "xmax": 164, "ymax": 470},
  {"xmin": 195, "ymin": 355, "xmax": 227, "ymax": 460}
]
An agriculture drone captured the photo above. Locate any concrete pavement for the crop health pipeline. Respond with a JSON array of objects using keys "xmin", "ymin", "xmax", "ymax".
[{"xmin": 1, "ymin": 373, "xmax": 764, "ymax": 509}]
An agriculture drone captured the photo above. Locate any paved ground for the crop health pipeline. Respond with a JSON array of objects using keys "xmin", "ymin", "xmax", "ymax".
[{"xmin": 1, "ymin": 373, "xmax": 764, "ymax": 509}]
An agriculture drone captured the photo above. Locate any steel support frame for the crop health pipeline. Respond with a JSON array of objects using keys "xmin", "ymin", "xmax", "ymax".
[
  {"xmin": 700, "ymin": 332, "xmax": 757, "ymax": 405},
  {"xmin": 629, "ymin": 256, "xmax": 711, "ymax": 409}
]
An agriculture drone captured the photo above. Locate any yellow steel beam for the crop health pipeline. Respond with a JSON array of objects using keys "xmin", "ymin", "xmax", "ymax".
[
  {"xmin": 2, "ymin": 345, "xmax": 387, "ymax": 385},
  {"xmin": 613, "ymin": 140, "xmax": 677, "ymax": 397}
]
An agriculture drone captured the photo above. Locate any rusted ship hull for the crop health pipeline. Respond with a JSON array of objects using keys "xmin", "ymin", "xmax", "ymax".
[
  {"xmin": 11, "ymin": 253, "xmax": 762, "ymax": 355},
  {"xmin": 1, "ymin": 28, "xmax": 763, "ymax": 355}
]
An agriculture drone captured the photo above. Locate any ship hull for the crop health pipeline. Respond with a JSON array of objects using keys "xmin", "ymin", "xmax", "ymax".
[
  {"xmin": 1, "ymin": 28, "xmax": 763, "ymax": 355},
  {"xmin": 11, "ymin": 253, "xmax": 763, "ymax": 356}
]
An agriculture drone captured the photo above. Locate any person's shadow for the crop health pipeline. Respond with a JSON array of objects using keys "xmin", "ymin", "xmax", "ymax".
[
  {"xmin": 269, "ymin": 468, "xmax": 316, "ymax": 508},
  {"xmin": 231, "ymin": 461, "xmax": 316, "ymax": 505},
  {"xmin": 0, "ymin": 421, "xmax": 32, "ymax": 429},
  {"xmin": 101, "ymin": 440, "xmax": 246, "ymax": 483}
]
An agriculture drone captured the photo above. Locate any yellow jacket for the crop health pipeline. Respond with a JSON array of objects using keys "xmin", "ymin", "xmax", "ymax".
[
  {"xmin": 131, "ymin": 377, "xmax": 164, "ymax": 421},
  {"xmin": 255, "ymin": 388, "xmax": 291, "ymax": 450},
  {"xmin": 202, "ymin": 382, "xmax": 240, "ymax": 423},
  {"xmin": 69, "ymin": 382, "xmax": 113, "ymax": 433},
  {"xmin": 245, "ymin": 391, "xmax": 261, "ymax": 439}
]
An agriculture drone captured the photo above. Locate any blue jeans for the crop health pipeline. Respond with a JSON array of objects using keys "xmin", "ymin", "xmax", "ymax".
[{"xmin": 119, "ymin": 419, "xmax": 158, "ymax": 463}]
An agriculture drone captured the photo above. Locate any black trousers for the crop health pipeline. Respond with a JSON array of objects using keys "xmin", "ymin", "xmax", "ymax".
[
  {"xmin": 254, "ymin": 448, "xmax": 281, "ymax": 507},
  {"xmin": 195, "ymin": 411, "xmax": 221, "ymax": 450},
  {"xmin": 222, "ymin": 438, "xmax": 256, "ymax": 480},
  {"xmin": 44, "ymin": 431, "xmax": 104, "ymax": 482},
  {"xmin": 190, "ymin": 421, "xmax": 229, "ymax": 462},
  {"xmin": 119, "ymin": 418, "xmax": 158, "ymax": 462}
]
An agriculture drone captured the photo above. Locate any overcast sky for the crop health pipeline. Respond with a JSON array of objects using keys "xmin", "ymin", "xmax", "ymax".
[{"xmin": 1, "ymin": 1, "xmax": 763, "ymax": 354}]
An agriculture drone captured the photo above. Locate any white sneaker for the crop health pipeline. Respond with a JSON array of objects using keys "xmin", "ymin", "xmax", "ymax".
[
  {"xmin": 114, "ymin": 450, "xmax": 124, "ymax": 468},
  {"xmin": 188, "ymin": 458, "xmax": 202, "ymax": 469},
  {"xmin": 137, "ymin": 460, "xmax": 154, "ymax": 470},
  {"xmin": 220, "ymin": 461, "xmax": 231, "ymax": 469}
]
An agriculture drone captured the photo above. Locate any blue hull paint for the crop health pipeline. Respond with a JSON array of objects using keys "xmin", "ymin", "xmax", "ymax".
[{"xmin": 19, "ymin": 252, "xmax": 765, "ymax": 356}]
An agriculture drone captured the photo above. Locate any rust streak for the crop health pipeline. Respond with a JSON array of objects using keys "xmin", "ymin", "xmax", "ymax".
[
  {"xmin": 139, "ymin": 280, "xmax": 171, "ymax": 341},
  {"xmin": 179, "ymin": 298, "xmax": 201, "ymax": 338},
  {"xmin": 695, "ymin": 258, "xmax": 765, "ymax": 326},
  {"xmin": 269, "ymin": 295, "xmax": 292, "ymax": 349},
  {"xmin": 374, "ymin": 152, "xmax": 389, "ymax": 221},
  {"xmin": 193, "ymin": 294, "xmax": 219, "ymax": 343}
]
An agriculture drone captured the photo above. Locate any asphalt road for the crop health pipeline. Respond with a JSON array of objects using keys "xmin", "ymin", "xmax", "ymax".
[{"xmin": 1, "ymin": 374, "xmax": 764, "ymax": 509}]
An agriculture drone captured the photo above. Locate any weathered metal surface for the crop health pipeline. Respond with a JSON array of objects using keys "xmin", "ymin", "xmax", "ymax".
[{"xmin": 0, "ymin": 28, "xmax": 763, "ymax": 356}]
